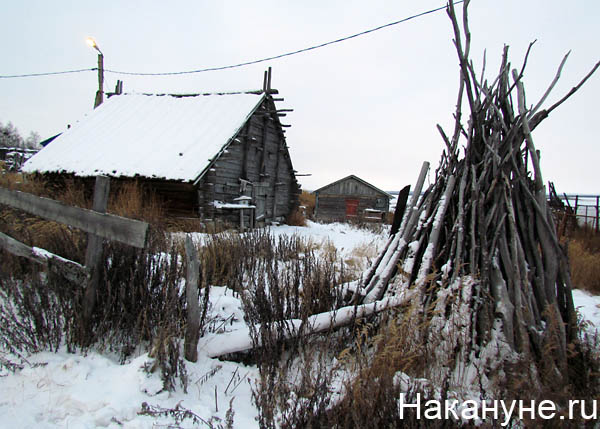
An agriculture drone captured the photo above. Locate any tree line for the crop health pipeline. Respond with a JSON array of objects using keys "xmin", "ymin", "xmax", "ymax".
[{"xmin": 0, "ymin": 121, "xmax": 41, "ymax": 150}]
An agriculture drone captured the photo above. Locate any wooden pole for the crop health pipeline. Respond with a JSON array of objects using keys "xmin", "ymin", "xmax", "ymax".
[
  {"xmin": 184, "ymin": 234, "xmax": 200, "ymax": 362},
  {"xmin": 82, "ymin": 176, "xmax": 110, "ymax": 332},
  {"xmin": 390, "ymin": 185, "xmax": 410, "ymax": 236},
  {"xmin": 203, "ymin": 289, "xmax": 416, "ymax": 358},
  {"xmin": 94, "ymin": 53, "xmax": 104, "ymax": 108},
  {"xmin": 267, "ymin": 66, "xmax": 272, "ymax": 92}
]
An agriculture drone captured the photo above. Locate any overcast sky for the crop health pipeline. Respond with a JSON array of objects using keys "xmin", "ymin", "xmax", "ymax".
[{"xmin": 1, "ymin": 1, "xmax": 598, "ymax": 193}]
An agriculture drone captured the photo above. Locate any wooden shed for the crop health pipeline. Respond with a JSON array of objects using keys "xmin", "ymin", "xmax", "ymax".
[
  {"xmin": 313, "ymin": 175, "xmax": 392, "ymax": 222},
  {"xmin": 22, "ymin": 81, "xmax": 300, "ymax": 228}
]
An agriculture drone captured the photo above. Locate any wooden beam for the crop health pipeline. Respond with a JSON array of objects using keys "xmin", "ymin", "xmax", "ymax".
[
  {"xmin": 184, "ymin": 235, "xmax": 200, "ymax": 362},
  {"xmin": 271, "ymin": 139, "xmax": 282, "ymax": 219},
  {"xmin": 0, "ymin": 231, "xmax": 86, "ymax": 284},
  {"xmin": 390, "ymin": 185, "xmax": 410, "ymax": 236},
  {"xmin": 262, "ymin": 70, "xmax": 268, "ymax": 92},
  {"xmin": 83, "ymin": 176, "xmax": 110, "ymax": 328},
  {"xmin": 203, "ymin": 290, "xmax": 415, "ymax": 358},
  {"xmin": 258, "ymin": 113, "xmax": 268, "ymax": 178},
  {"xmin": 0, "ymin": 186, "xmax": 148, "ymax": 248},
  {"xmin": 241, "ymin": 124, "xmax": 249, "ymax": 180}
]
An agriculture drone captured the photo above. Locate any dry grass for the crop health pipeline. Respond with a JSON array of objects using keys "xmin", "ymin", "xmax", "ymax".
[
  {"xmin": 344, "ymin": 241, "xmax": 380, "ymax": 273},
  {"xmin": 0, "ymin": 174, "xmax": 169, "ymax": 264},
  {"xmin": 108, "ymin": 180, "xmax": 166, "ymax": 226},
  {"xmin": 0, "ymin": 174, "xmax": 88, "ymax": 264},
  {"xmin": 298, "ymin": 190, "xmax": 315, "ymax": 218},
  {"xmin": 0, "ymin": 171, "xmax": 48, "ymax": 197},
  {"xmin": 569, "ymin": 240, "xmax": 600, "ymax": 294},
  {"xmin": 567, "ymin": 225, "xmax": 600, "ymax": 295},
  {"xmin": 285, "ymin": 207, "xmax": 306, "ymax": 226}
]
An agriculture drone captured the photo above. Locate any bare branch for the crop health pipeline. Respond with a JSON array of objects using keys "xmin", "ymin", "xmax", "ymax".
[
  {"xmin": 546, "ymin": 59, "xmax": 600, "ymax": 115},
  {"xmin": 528, "ymin": 51, "xmax": 570, "ymax": 119}
]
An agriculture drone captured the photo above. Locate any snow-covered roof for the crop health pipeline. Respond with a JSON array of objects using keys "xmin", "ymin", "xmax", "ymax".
[{"xmin": 22, "ymin": 92, "xmax": 266, "ymax": 182}]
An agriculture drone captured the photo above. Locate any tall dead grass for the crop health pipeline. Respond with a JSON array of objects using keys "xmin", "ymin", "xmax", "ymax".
[
  {"xmin": 0, "ymin": 173, "xmax": 187, "ymax": 388},
  {"xmin": 568, "ymin": 225, "xmax": 600, "ymax": 295},
  {"xmin": 299, "ymin": 190, "xmax": 315, "ymax": 218}
]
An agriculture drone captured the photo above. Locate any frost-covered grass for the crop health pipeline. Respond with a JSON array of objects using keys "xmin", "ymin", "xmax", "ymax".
[{"xmin": 1, "ymin": 220, "xmax": 599, "ymax": 428}]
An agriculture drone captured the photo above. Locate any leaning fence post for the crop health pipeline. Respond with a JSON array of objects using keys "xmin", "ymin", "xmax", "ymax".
[
  {"xmin": 184, "ymin": 234, "xmax": 200, "ymax": 362},
  {"xmin": 82, "ymin": 176, "xmax": 110, "ymax": 332}
]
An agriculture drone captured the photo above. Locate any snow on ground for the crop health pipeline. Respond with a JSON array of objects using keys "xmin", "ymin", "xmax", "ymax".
[
  {"xmin": 0, "ymin": 221, "xmax": 388, "ymax": 429},
  {"xmin": 271, "ymin": 220, "xmax": 388, "ymax": 273},
  {"xmin": 0, "ymin": 286, "xmax": 258, "ymax": 429},
  {"xmin": 1, "ymin": 220, "xmax": 599, "ymax": 428},
  {"xmin": 272, "ymin": 220, "xmax": 387, "ymax": 256},
  {"xmin": 572, "ymin": 288, "xmax": 600, "ymax": 332}
]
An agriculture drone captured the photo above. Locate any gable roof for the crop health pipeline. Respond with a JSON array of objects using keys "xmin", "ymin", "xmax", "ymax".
[
  {"xmin": 313, "ymin": 174, "xmax": 392, "ymax": 198},
  {"xmin": 22, "ymin": 92, "xmax": 266, "ymax": 182}
]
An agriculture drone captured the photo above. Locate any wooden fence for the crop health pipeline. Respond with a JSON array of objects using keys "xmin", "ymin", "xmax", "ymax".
[
  {"xmin": 0, "ymin": 176, "xmax": 206, "ymax": 361},
  {"xmin": 558, "ymin": 195, "xmax": 600, "ymax": 232},
  {"xmin": 0, "ymin": 177, "xmax": 150, "ymax": 339}
]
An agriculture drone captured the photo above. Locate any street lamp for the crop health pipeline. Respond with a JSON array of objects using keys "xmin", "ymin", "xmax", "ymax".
[{"xmin": 86, "ymin": 37, "xmax": 104, "ymax": 108}]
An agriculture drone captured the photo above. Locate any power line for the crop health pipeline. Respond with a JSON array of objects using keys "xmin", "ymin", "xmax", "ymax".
[
  {"xmin": 104, "ymin": 1, "xmax": 462, "ymax": 76},
  {"xmin": 0, "ymin": 1, "xmax": 462, "ymax": 79},
  {"xmin": 0, "ymin": 68, "xmax": 95, "ymax": 79}
]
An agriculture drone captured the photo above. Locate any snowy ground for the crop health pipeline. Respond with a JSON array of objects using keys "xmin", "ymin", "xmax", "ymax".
[
  {"xmin": 0, "ymin": 221, "xmax": 387, "ymax": 429},
  {"xmin": 573, "ymin": 288, "xmax": 600, "ymax": 330},
  {"xmin": 1, "ymin": 221, "xmax": 599, "ymax": 428}
]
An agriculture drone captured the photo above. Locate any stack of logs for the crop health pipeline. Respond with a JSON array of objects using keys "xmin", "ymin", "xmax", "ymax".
[{"xmin": 357, "ymin": 0, "xmax": 599, "ymax": 386}]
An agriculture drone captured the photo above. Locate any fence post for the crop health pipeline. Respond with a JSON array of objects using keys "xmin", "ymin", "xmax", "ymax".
[
  {"xmin": 184, "ymin": 234, "xmax": 200, "ymax": 362},
  {"xmin": 82, "ymin": 176, "xmax": 110, "ymax": 331},
  {"xmin": 596, "ymin": 195, "xmax": 600, "ymax": 233}
]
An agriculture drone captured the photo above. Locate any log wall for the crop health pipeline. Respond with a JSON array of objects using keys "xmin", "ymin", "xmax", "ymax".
[
  {"xmin": 315, "ymin": 176, "xmax": 389, "ymax": 221},
  {"xmin": 196, "ymin": 96, "xmax": 300, "ymax": 225}
]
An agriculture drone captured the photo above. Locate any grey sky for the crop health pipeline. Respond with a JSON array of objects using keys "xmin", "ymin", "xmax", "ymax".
[{"xmin": 1, "ymin": 0, "xmax": 598, "ymax": 193}]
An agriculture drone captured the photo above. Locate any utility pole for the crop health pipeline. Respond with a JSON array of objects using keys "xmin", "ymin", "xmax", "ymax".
[{"xmin": 86, "ymin": 37, "xmax": 104, "ymax": 108}]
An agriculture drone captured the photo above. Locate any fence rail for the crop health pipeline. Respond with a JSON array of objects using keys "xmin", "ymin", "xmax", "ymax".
[
  {"xmin": 0, "ymin": 185, "xmax": 148, "ymax": 247},
  {"xmin": 0, "ymin": 177, "xmax": 149, "ymax": 334},
  {"xmin": 0, "ymin": 177, "xmax": 203, "ymax": 361},
  {"xmin": 558, "ymin": 195, "xmax": 600, "ymax": 231}
]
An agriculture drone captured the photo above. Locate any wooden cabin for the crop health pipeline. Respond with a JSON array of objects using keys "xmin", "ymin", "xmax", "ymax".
[
  {"xmin": 313, "ymin": 175, "xmax": 391, "ymax": 222},
  {"xmin": 22, "ymin": 82, "xmax": 300, "ymax": 228}
]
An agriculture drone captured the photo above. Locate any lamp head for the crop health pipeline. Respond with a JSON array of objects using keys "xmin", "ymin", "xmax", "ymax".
[{"xmin": 86, "ymin": 37, "xmax": 102, "ymax": 54}]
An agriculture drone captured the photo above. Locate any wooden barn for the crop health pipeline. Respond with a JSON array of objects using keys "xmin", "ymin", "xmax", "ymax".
[
  {"xmin": 313, "ymin": 175, "xmax": 392, "ymax": 222},
  {"xmin": 22, "ymin": 80, "xmax": 300, "ymax": 228}
]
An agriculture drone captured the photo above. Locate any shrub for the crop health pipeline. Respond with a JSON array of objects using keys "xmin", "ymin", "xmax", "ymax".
[{"xmin": 285, "ymin": 207, "xmax": 306, "ymax": 226}]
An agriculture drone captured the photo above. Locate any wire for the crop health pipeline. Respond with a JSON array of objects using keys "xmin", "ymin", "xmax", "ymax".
[
  {"xmin": 0, "ymin": 68, "xmax": 95, "ymax": 79},
  {"xmin": 0, "ymin": 1, "xmax": 462, "ymax": 79}
]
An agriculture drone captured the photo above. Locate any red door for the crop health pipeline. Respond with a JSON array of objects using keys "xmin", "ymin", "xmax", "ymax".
[{"xmin": 345, "ymin": 198, "xmax": 359, "ymax": 217}]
